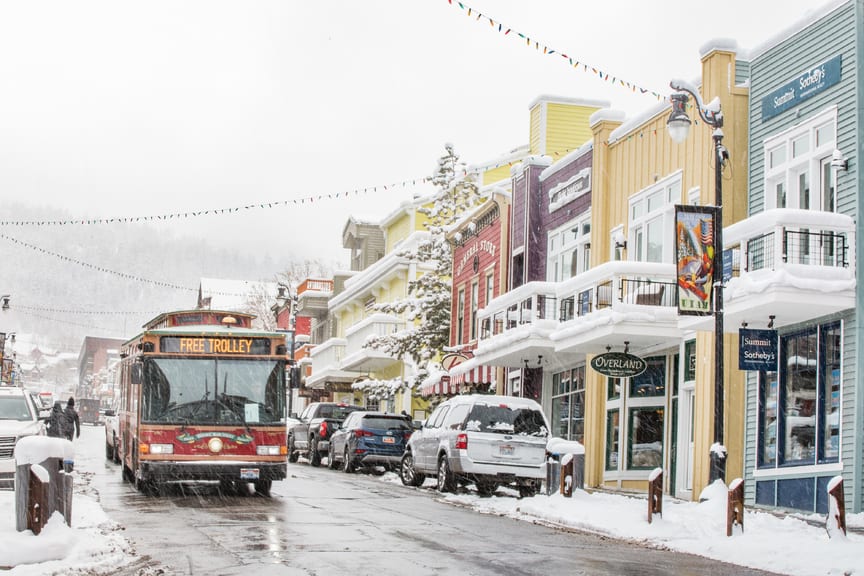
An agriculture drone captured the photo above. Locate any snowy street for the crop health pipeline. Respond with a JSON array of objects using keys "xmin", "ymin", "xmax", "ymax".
[{"xmin": 3, "ymin": 425, "xmax": 862, "ymax": 575}]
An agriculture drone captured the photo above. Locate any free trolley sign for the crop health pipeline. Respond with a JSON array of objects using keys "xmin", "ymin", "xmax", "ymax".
[{"xmin": 590, "ymin": 352, "xmax": 647, "ymax": 378}]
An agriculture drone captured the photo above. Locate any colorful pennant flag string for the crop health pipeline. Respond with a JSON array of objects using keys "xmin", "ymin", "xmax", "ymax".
[
  {"xmin": 0, "ymin": 233, "xmax": 247, "ymax": 296},
  {"xmin": 444, "ymin": 0, "xmax": 665, "ymax": 101},
  {"xmin": 0, "ymin": 176, "xmax": 433, "ymax": 227}
]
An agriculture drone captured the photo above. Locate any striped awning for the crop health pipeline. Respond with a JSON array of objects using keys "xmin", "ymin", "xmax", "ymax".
[
  {"xmin": 451, "ymin": 364, "xmax": 494, "ymax": 386},
  {"xmin": 419, "ymin": 365, "xmax": 495, "ymax": 397}
]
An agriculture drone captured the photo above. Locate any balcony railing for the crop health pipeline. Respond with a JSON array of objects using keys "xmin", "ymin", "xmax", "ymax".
[
  {"xmin": 344, "ymin": 314, "xmax": 403, "ymax": 357},
  {"xmin": 297, "ymin": 278, "xmax": 334, "ymax": 294},
  {"xmin": 557, "ymin": 261, "xmax": 678, "ymax": 322},
  {"xmin": 478, "ymin": 282, "xmax": 558, "ymax": 341},
  {"xmin": 308, "ymin": 337, "xmax": 346, "ymax": 369},
  {"xmin": 726, "ymin": 209, "xmax": 855, "ymax": 274}
]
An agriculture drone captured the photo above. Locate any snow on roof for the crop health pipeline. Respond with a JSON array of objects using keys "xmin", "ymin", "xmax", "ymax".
[{"xmin": 539, "ymin": 140, "xmax": 593, "ymax": 182}]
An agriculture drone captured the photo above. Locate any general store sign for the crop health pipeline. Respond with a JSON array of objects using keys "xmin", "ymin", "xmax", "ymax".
[
  {"xmin": 590, "ymin": 352, "xmax": 647, "ymax": 378},
  {"xmin": 761, "ymin": 54, "xmax": 842, "ymax": 121},
  {"xmin": 739, "ymin": 328, "xmax": 778, "ymax": 371}
]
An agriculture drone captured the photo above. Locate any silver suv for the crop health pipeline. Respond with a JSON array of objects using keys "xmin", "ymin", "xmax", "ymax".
[
  {"xmin": 399, "ymin": 394, "xmax": 549, "ymax": 497},
  {"xmin": 0, "ymin": 385, "xmax": 47, "ymax": 489}
]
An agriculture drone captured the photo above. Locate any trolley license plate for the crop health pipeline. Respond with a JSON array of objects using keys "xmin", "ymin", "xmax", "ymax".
[
  {"xmin": 499, "ymin": 445, "xmax": 514, "ymax": 456},
  {"xmin": 240, "ymin": 468, "xmax": 260, "ymax": 480}
]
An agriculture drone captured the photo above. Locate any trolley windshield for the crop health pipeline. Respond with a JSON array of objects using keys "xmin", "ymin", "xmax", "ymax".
[{"xmin": 141, "ymin": 357, "xmax": 286, "ymax": 425}]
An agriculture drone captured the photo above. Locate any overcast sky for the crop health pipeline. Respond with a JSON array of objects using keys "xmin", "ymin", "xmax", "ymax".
[{"xmin": 0, "ymin": 0, "xmax": 831, "ymax": 267}]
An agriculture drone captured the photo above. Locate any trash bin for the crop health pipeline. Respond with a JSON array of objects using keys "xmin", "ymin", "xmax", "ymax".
[{"xmin": 62, "ymin": 459, "xmax": 74, "ymax": 473}]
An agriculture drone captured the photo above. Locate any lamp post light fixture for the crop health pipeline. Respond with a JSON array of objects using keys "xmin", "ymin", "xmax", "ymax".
[
  {"xmin": 1, "ymin": 294, "xmax": 10, "ymax": 312},
  {"xmin": 668, "ymin": 78, "xmax": 729, "ymax": 483}
]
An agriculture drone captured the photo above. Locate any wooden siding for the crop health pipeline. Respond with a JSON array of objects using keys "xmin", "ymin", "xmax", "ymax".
[
  {"xmin": 747, "ymin": 2, "xmax": 857, "ymax": 217},
  {"xmin": 481, "ymin": 165, "xmax": 511, "ymax": 186},
  {"xmin": 545, "ymin": 103, "xmax": 598, "ymax": 158},
  {"xmin": 385, "ymin": 212, "xmax": 412, "ymax": 254},
  {"xmin": 530, "ymin": 104, "xmax": 542, "ymax": 155}
]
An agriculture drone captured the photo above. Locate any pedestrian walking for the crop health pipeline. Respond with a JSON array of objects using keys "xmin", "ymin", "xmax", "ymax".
[
  {"xmin": 46, "ymin": 401, "xmax": 66, "ymax": 438},
  {"xmin": 63, "ymin": 397, "xmax": 81, "ymax": 441}
]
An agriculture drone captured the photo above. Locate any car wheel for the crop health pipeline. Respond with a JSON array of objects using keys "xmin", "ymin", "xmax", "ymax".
[
  {"xmin": 400, "ymin": 452, "xmax": 425, "ymax": 487},
  {"xmin": 309, "ymin": 438, "xmax": 321, "ymax": 467},
  {"xmin": 112, "ymin": 435, "xmax": 121, "ymax": 464},
  {"xmin": 343, "ymin": 447, "xmax": 356, "ymax": 473},
  {"xmin": 475, "ymin": 480, "xmax": 498, "ymax": 496},
  {"xmin": 518, "ymin": 482, "xmax": 540, "ymax": 498},
  {"xmin": 105, "ymin": 440, "xmax": 113, "ymax": 461},
  {"xmin": 254, "ymin": 479, "xmax": 272, "ymax": 497},
  {"xmin": 287, "ymin": 436, "xmax": 298, "ymax": 463},
  {"xmin": 327, "ymin": 443, "xmax": 339, "ymax": 470},
  {"xmin": 437, "ymin": 456, "xmax": 456, "ymax": 493}
]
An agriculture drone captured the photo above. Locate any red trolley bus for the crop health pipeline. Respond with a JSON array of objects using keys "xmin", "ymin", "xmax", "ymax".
[{"xmin": 117, "ymin": 310, "xmax": 289, "ymax": 495}]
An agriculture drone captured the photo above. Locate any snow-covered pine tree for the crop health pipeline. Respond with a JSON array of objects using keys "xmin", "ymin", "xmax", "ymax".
[{"xmin": 364, "ymin": 144, "xmax": 483, "ymax": 385}]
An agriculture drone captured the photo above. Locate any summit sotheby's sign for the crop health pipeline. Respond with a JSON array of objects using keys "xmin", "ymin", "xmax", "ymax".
[{"xmin": 739, "ymin": 328, "xmax": 778, "ymax": 371}]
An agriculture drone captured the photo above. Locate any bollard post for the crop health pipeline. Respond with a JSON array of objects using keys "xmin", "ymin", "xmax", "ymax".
[
  {"xmin": 27, "ymin": 465, "xmax": 50, "ymax": 535},
  {"xmin": 826, "ymin": 476, "xmax": 846, "ymax": 538},
  {"xmin": 727, "ymin": 478, "xmax": 744, "ymax": 536},
  {"xmin": 647, "ymin": 468, "xmax": 663, "ymax": 524},
  {"xmin": 560, "ymin": 454, "xmax": 574, "ymax": 498}
]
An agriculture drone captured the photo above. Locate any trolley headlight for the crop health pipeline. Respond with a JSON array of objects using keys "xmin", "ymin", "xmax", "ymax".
[
  {"xmin": 256, "ymin": 445, "xmax": 282, "ymax": 456},
  {"xmin": 149, "ymin": 443, "xmax": 174, "ymax": 455}
]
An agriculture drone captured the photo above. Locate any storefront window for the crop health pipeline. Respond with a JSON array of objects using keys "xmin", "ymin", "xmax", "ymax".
[
  {"xmin": 606, "ymin": 410, "xmax": 619, "ymax": 470},
  {"xmin": 759, "ymin": 371, "xmax": 778, "ymax": 467},
  {"xmin": 628, "ymin": 407, "xmax": 664, "ymax": 469},
  {"xmin": 759, "ymin": 322, "xmax": 841, "ymax": 468},
  {"xmin": 551, "ymin": 366, "xmax": 585, "ymax": 443}
]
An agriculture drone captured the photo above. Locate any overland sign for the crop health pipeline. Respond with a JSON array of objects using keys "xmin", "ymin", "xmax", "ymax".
[{"xmin": 590, "ymin": 352, "xmax": 648, "ymax": 378}]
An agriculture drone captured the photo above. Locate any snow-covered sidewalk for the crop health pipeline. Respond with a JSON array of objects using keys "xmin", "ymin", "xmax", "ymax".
[{"xmin": 2, "ymin": 463, "xmax": 863, "ymax": 575}]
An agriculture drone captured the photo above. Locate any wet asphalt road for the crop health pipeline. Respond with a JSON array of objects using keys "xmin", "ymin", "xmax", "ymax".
[{"xmin": 75, "ymin": 426, "xmax": 784, "ymax": 576}]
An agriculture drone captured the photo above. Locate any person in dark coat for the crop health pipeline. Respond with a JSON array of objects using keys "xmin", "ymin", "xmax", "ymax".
[
  {"xmin": 46, "ymin": 401, "xmax": 66, "ymax": 438},
  {"xmin": 63, "ymin": 397, "xmax": 81, "ymax": 441}
]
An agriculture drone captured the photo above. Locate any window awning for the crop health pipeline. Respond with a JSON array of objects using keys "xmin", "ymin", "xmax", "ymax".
[{"xmin": 419, "ymin": 364, "xmax": 495, "ymax": 398}]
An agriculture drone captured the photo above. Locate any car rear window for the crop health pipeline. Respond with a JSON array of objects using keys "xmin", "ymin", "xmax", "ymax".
[
  {"xmin": 361, "ymin": 416, "xmax": 411, "ymax": 430},
  {"xmin": 464, "ymin": 404, "xmax": 548, "ymax": 437},
  {"xmin": 318, "ymin": 405, "xmax": 360, "ymax": 419}
]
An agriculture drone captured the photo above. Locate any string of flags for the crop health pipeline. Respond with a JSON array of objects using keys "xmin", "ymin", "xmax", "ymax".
[
  {"xmin": 0, "ymin": 233, "xmax": 245, "ymax": 296},
  {"xmin": 14, "ymin": 304, "xmax": 160, "ymax": 317},
  {"xmin": 0, "ymin": 176, "xmax": 433, "ymax": 227},
  {"xmin": 444, "ymin": 0, "xmax": 666, "ymax": 102},
  {"xmin": 18, "ymin": 309, "xmax": 117, "ymax": 334}
]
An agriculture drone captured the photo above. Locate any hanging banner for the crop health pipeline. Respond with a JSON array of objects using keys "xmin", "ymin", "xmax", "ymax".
[
  {"xmin": 739, "ymin": 328, "xmax": 778, "ymax": 371},
  {"xmin": 675, "ymin": 205, "xmax": 719, "ymax": 316}
]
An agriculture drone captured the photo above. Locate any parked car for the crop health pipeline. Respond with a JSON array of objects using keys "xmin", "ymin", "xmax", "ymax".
[
  {"xmin": 287, "ymin": 402, "xmax": 362, "ymax": 466},
  {"xmin": 399, "ymin": 394, "xmax": 549, "ymax": 497},
  {"xmin": 77, "ymin": 398, "xmax": 102, "ymax": 426},
  {"xmin": 0, "ymin": 385, "xmax": 47, "ymax": 489},
  {"xmin": 103, "ymin": 407, "xmax": 120, "ymax": 463},
  {"xmin": 328, "ymin": 411, "xmax": 412, "ymax": 473}
]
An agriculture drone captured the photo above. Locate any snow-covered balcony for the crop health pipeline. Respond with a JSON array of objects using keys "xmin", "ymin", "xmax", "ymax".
[
  {"xmin": 340, "ymin": 313, "xmax": 404, "ymax": 372},
  {"xmin": 473, "ymin": 281, "xmax": 559, "ymax": 369},
  {"xmin": 552, "ymin": 261, "xmax": 681, "ymax": 358},
  {"xmin": 719, "ymin": 209, "xmax": 856, "ymax": 332},
  {"xmin": 306, "ymin": 338, "xmax": 362, "ymax": 389}
]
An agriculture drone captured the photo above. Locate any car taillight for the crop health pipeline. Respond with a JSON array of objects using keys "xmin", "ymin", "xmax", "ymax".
[
  {"xmin": 455, "ymin": 433, "xmax": 468, "ymax": 450},
  {"xmin": 319, "ymin": 421, "xmax": 328, "ymax": 436},
  {"xmin": 353, "ymin": 429, "xmax": 373, "ymax": 438}
]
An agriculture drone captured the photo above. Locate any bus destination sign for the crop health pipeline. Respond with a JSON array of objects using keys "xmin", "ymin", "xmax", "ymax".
[{"xmin": 160, "ymin": 336, "xmax": 272, "ymax": 355}]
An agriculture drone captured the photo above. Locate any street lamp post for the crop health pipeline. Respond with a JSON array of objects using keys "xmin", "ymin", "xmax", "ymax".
[{"xmin": 667, "ymin": 79, "xmax": 729, "ymax": 483}]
